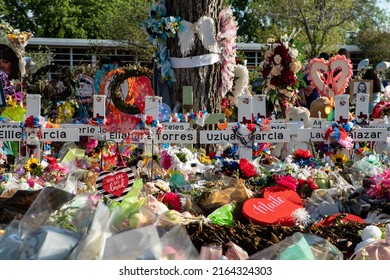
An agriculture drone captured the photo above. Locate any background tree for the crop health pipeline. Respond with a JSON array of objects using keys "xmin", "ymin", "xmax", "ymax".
[
  {"xmin": 352, "ymin": 28, "xmax": 390, "ymax": 80},
  {"xmin": 2, "ymin": 0, "xmax": 116, "ymax": 38},
  {"xmin": 165, "ymin": 0, "xmax": 224, "ymax": 113},
  {"xmin": 99, "ymin": 0, "xmax": 154, "ymax": 63},
  {"xmin": 229, "ymin": 0, "xmax": 389, "ymax": 58}
]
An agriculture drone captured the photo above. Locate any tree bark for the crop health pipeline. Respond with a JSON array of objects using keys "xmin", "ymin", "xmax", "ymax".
[{"xmin": 165, "ymin": 0, "xmax": 223, "ymax": 114}]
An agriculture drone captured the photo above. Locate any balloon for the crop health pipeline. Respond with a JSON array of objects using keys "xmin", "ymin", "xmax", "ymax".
[
  {"xmin": 357, "ymin": 58, "xmax": 369, "ymax": 72},
  {"xmin": 159, "ymin": 103, "xmax": 171, "ymax": 122},
  {"xmin": 133, "ymin": 76, "xmax": 155, "ymax": 113},
  {"xmin": 376, "ymin": 61, "xmax": 390, "ymax": 72}
]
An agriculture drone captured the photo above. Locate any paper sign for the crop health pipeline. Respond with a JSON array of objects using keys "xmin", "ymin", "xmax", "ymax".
[
  {"xmin": 162, "ymin": 122, "xmax": 190, "ymax": 130},
  {"xmin": 96, "ymin": 167, "xmax": 135, "ymax": 201},
  {"xmin": 355, "ymin": 93, "xmax": 369, "ymax": 123},
  {"xmin": 238, "ymin": 96, "xmax": 253, "ymax": 123},
  {"xmin": 144, "ymin": 96, "xmax": 161, "ymax": 120},
  {"xmin": 242, "ymin": 186, "xmax": 303, "ymax": 226},
  {"xmin": 251, "ymin": 95, "xmax": 267, "ymax": 119},
  {"xmin": 93, "ymin": 95, "xmax": 106, "ymax": 117},
  {"xmin": 61, "ymin": 124, "xmax": 105, "ymax": 136},
  {"xmin": 297, "ymin": 128, "xmax": 387, "ymax": 142},
  {"xmin": 334, "ymin": 95, "xmax": 349, "ymax": 124},
  {"xmin": 26, "ymin": 94, "xmax": 41, "ymax": 116},
  {"xmin": 200, "ymin": 129, "xmax": 290, "ymax": 144}
]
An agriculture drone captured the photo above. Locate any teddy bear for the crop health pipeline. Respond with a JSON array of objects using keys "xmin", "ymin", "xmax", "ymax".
[
  {"xmin": 309, "ymin": 96, "xmax": 332, "ymax": 118},
  {"xmin": 271, "ymin": 106, "xmax": 311, "ymax": 160}
]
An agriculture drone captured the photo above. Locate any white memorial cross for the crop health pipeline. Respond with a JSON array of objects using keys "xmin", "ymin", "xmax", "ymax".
[
  {"xmin": 0, "ymin": 94, "xmax": 80, "ymax": 161},
  {"xmin": 297, "ymin": 95, "xmax": 387, "ymax": 143},
  {"xmin": 199, "ymin": 95, "xmax": 291, "ymax": 160}
]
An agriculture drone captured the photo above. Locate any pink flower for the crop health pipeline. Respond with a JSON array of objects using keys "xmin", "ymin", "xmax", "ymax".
[
  {"xmin": 160, "ymin": 150, "xmax": 173, "ymax": 170},
  {"xmin": 274, "ymin": 175, "xmax": 298, "ymax": 191},
  {"xmin": 367, "ymin": 183, "xmax": 385, "ymax": 199},
  {"xmin": 85, "ymin": 138, "xmax": 98, "ymax": 154},
  {"xmin": 338, "ymin": 137, "xmax": 354, "ymax": 150}
]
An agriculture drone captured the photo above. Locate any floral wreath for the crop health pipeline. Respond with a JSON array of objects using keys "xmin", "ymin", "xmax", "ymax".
[
  {"xmin": 259, "ymin": 29, "xmax": 306, "ymax": 107},
  {"xmin": 93, "ymin": 63, "xmax": 117, "ymax": 95},
  {"xmin": 142, "ymin": 0, "xmax": 181, "ymax": 87},
  {"xmin": 100, "ymin": 68, "xmax": 140, "ymax": 113},
  {"xmin": 30, "ymin": 65, "xmax": 76, "ymax": 102},
  {"xmin": 107, "ymin": 67, "xmax": 153, "ymax": 115}
]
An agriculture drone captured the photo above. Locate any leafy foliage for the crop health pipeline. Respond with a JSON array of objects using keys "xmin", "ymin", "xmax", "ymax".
[
  {"xmin": 2, "ymin": 0, "xmax": 125, "ymax": 39},
  {"xmin": 352, "ymin": 28, "xmax": 390, "ymax": 79},
  {"xmin": 227, "ymin": 0, "xmax": 389, "ymax": 58}
]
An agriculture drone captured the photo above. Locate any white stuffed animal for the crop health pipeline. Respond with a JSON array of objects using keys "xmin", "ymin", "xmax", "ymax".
[{"xmin": 271, "ymin": 106, "xmax": 311, "ymax": 160}]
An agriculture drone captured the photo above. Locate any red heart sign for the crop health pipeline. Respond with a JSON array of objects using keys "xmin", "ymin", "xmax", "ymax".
[
  {"xmin": 307, "ymin": 54, "xmax": 353, "ymax": 98},
  {"xmin": 242, "ymin": 186, "xmax": 303, "ymax": 226},
  {"xmin": 96, "ymin": 167, "xmax": 134, "ymax": 201}
]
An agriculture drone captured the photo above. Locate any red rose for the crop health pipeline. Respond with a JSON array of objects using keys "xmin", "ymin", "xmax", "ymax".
[
  {"xmin": 46, "ymin": 156, "xmax": 57, "ymax": 165},
  {"xmin": 158, "ymin": 192, "xmax": 182, "ymax": 212},
  {"xmin": 239, "ymin": 158, "xmax": 257, "ymax": 178},
  {"xmin": 274, "ymin": 175, "xmax": 298, "ymax": 191},
  {"xmin": 297, "ymin": 178, "xmax": 318, "ymax": 198},
  {"xmin": 145, "ymin": 115, "xmax": 154, "ymax": 125},
  {"xmin": 24, "ymin": 116, "xmax": 34, "ymax": 128},
  {"xmin": 293, "ymin": 149, "xmax": 313, "ymax": 160}
]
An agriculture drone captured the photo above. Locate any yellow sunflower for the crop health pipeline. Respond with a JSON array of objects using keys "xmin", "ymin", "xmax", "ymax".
[
  {"xmin": 332, "ymin": 153, "xmax": 349, "ymax": 165},
  {"xmin": 25, "ymin": 157, "xmax": 40, "ymax": 172}
]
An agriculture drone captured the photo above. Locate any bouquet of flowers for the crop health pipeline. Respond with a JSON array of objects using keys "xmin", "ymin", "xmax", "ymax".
[{"xmin": 259, "ymin": 30, "xmax": 306, "ymax": 107}]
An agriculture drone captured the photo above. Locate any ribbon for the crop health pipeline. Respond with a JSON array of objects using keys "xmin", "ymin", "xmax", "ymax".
[{"xmin": 170, "ymin": 53, "xmax": 220, "ymax": 69}]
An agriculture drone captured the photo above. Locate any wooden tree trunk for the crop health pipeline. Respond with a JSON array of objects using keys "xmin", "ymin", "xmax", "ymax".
[{"xmin": 166, "ymin": 0, "xmax": 223, "ymax": 114}]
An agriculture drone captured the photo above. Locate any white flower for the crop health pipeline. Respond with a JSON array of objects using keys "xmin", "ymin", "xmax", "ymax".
[
  {"xmin": 270, "ymin": 64, "xmax": 283, "ymax": 76},
  {"xmin": 280, "ymin": 34, "xmax": 289, "ymax": 43},
  {"xmin": 274, "ymin": 54, "xmax": 282, "ymax": 64},
  {"xmin": 289, "ymin": 48, "xmax": 299, "ymax": 58}
]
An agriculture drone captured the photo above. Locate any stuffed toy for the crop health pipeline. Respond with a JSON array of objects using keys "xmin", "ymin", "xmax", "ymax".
[
  {"xmin": 271, "ymin": 106, "xmax": 311, "ymax": 160},
  {"xmin": 310, "ymin": 96, "xmax": 331, "ymax": 118}
]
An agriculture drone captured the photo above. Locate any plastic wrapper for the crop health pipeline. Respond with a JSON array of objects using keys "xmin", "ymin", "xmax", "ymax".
[
  {"xmin": 224, "ymin": 241, "xmax": 249, "ymax": 260},
  {"xmin": 305, "ymin": 171, "xmax": 356, "ymax": 221},
  {"xmin": 249, "ymin": 232, "xmax": 343, "ymax": 260},
  {"xmin": 199, "ymin": 245, "xmax": 223, "ymax": 260},
  {"xmin": 207, "ymin": 203, "xmax": 235, "ymax": 227},
  {"xmin": 107, "ymin": 178, "xmax": 146, "ymax": 231},
  {"xmin": 159, "ymin": 225, "xmax": 200, "ymax": 260},
  {"xmin": 100, "ymin": 224, "xmax": 161, "ymax": 260},
  {"xmin": 0, "ymin": 189, "xmax": 42, "ymax": 225},
  {"xmin": 0, "ymin": 187, "xmax": 75, "ymax": 259},
  {"xmin": 351, "ymin": 224, "xmax": 390, "ymax": 260},
  {"xmin": 127, "ymin": 195, "xmax": 169, "ymax": 229},
  {"xmin": 100, "ymin": 223, "xmax": 199, "ymax": 260},
  {"xmin": 67, "ymin": 201, "xmax": 110, "ymax": 260},
  {"xmin": 349, "ymin": 157, "xmax": 384, "ymax": 191},
  {"xmin": 155, "ymin": 210, "xmax": 203, "ymax": 228}
]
